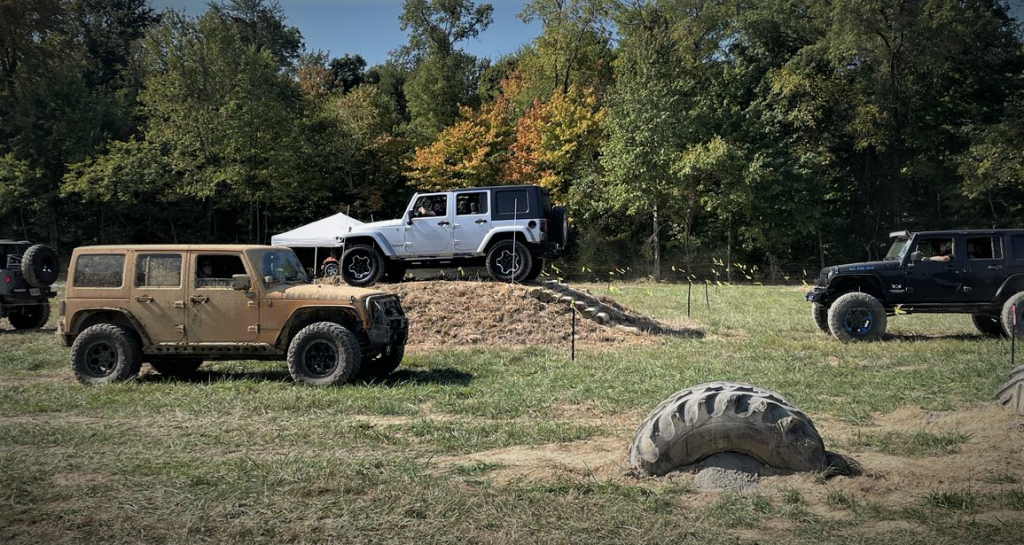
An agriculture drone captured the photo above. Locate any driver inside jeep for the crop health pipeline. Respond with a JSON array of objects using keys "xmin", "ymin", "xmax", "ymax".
[{"xmin": 924, "ymin": 241, "xmax": 953, "ymax": 262}]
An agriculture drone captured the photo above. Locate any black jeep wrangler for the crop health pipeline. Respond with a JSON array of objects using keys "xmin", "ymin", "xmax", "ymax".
[
  {"xmin": 806, "ymin": 230, "xmax": 1024, "ymax": 342},
  {"xmin": 1, "ymin": 240, "xmax": 59, "ymax": 330}
]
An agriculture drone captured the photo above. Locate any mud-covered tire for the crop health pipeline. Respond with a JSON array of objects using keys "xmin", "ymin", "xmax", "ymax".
[
  {"xmin": 70, "ymin": 324, "xmax": 142, "ymax": 385},
  {"xmin": 149, "ymin": 358, "xmax": 203, "ymax": 377},
  {"xmin": 1001, "ymin": 292, "xmax": 1024, "ymax": 339},
  {"xmin": 7, "ymin": 303, "xmax": 50, "ymax": 330},
  {"xmin": 811, "ymin": 303, "xmax": 829, "ymax": 334},
  {"xmin": 21, "ymin": 244, "xmax": 59, "ymax": 288},
  {"xmin": 341, "ymin": 245, "xmax": 384, "ymax": 287},
  {"xmin": 486, "ymin": 239, "xmax": 533, "ymax": 283},
  {"xmin": 827, "ymin": 292, "xmax": 887, "ymax": 342},
  {"xmin": 548, "ymin": 206, "xmax": 568, "ymax": 247},
  {"xmin": 287, "ymin": 322, "xmax": 361, "ymax": 386},
  {"xmin": 628, "ymin": 382, "xmax": 826, "ymax": 476},
  {"xmin": 972, "ymin": 313, "xmax": 1006, "ymax": 338},
  {"xmin": 359, "ymin": 343, "xmax": 405, "ymax": 380}
]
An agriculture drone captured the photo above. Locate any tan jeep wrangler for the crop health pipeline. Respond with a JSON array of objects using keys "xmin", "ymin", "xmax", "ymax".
[{"xmin": 58, "ymin": 245, "xmax": 408, "ymax": 386}]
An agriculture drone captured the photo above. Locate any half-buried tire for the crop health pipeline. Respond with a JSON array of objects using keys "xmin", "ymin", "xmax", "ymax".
[{"xmin": 628, "ymin": 382, "xmax": 826, "ymax": 476}]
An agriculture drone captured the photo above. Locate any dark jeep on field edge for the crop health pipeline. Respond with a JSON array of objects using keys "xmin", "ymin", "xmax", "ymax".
[
  {"xmin": 1, "ymin": 241, "xmax": 58, "ymax": 330},
  {"xmin": 807, "ymin": 229, "xmax": 1024, "ymax": 341}
]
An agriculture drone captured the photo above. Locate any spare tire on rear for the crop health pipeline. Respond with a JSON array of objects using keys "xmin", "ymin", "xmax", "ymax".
[
  {"xmin": 628, "ymin": 382, "xmax": 826, "ymax": 476},
  {"xmin": 548, "ymin": 206, "xmax": 568, "ymax": 247},
  {"xmin": 21, "ymin": 244, "xmax": 59, "ymax": 287}
]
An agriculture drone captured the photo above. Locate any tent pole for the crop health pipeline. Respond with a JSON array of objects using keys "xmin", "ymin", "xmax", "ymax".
[{"xmin": 314, "ymin": 247, "xmax": 318, "ymax": 278}]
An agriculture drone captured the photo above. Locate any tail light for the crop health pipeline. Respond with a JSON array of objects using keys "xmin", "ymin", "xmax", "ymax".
[{"xmin": 3, "ymin": 275, "xmax": 10, "ymax": 283}]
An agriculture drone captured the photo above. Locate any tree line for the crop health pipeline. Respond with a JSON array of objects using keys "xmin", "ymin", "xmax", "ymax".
[{"xmin": 2, "ymin": 0, "xmax": 1022, "ymax": 279}]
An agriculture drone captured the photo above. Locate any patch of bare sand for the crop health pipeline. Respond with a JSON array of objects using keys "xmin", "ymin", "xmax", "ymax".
[{"xmin": 437, "ymin": 403, "xmax": 1024, "ymax": 517}]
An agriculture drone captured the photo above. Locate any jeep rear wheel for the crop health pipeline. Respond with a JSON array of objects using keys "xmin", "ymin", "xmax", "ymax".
[
  {"xmin": 71, "ymin": 324, "xmax": 142, "ymax": 385},
  {"xmin": 811, "ymin": 303, "xmax": 829, "ymax": 334},
  {"xmin": 22, "ymin": 244, "xmax": 59, "ymax": 288},
  {"xmin": 827, "ymin": 292, "xmax": 886, "ymax": 342},
  {"xmin": 628, "ymin": 382, "xmax": 826, "ymax": 476},
  {"xmin": 287, "ymin": 322, "xmax": 361, "ymax": 386},
  {"xmin": 8, "ymin": 303, "xmax": 50, "ymax": 330},
  {"xmin": 341, "ymin": 245, "xmax": 384, "ymax": 287},
  {"xmin": 971, "ymin": 314, "xmax": 1006, "ymax": 338},
  {"xmin": 486, "ymin": 240, "xmax": 533, "ymax": 283},
  {"xmin": 1001, "ymin": 292, "xmax": 1024, "ymax": 339}
]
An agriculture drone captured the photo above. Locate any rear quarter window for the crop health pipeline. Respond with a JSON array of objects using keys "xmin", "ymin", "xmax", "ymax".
[
  {"xmin": 1011, "ymin": 235, "xmax": 1024, "ymax": 262},
  {"xmin": 73, "ymin": 254, "xmax": 126, "ymax": 288}
]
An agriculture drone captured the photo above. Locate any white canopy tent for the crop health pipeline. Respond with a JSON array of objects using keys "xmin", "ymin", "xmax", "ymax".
[{"xmin": 271, "ymin": 212, "xmax": 364, "ymax": 247}]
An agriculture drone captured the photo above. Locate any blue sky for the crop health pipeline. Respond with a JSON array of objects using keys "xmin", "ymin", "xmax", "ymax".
[{"xmin": 150, "ymin": 0, "xmax": 542, "ymax": 66}]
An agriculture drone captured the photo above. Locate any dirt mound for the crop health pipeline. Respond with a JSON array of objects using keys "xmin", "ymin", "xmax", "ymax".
[{"xmin": 324, "ymin": 279, "xmax": 678, "ymax": 353}]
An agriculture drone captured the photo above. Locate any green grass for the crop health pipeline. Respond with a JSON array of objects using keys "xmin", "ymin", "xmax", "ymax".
[{"xmin": 2, "ymin": 284, "xmax": 1022, "ymax": 544}]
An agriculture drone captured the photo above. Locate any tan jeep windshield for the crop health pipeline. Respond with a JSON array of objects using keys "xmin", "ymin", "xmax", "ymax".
[{"xmin": 253, "ymin": 249, "xmax": 308, "ymax": 284}]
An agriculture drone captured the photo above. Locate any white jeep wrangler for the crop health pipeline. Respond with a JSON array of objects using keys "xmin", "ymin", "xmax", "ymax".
[{"xmin": 334, "ymin": 185, "xmax": 568, "ymax": 286}]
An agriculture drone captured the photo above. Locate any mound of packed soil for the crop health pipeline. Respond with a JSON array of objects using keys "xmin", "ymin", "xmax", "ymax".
[{"xmin": 324, "ymin": 279, "xmax": 674, "ymax": 352}]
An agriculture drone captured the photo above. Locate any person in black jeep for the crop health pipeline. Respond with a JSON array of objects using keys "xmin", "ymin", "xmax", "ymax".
[{"xmin": 923, "ymin": 240, "xmax": 953, "ymax": 262}]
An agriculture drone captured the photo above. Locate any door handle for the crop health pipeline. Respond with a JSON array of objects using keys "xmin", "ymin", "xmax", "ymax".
[
  {"xmin": 988, "ymin": 265, "xmax": 1003, "ymax": 270},
  {"xmin": 135, "ymin": 295, "xmax": 154, "ymax": 303},
  {"xmin": 475, "ymin": 219, "xmax": 487, "ymax": 224},
  {"xmin": 437, "ymin": 221, "xmax": 450, "ymax": 226},
  {"xmin": 189, "ymin": 295, "xmax": 209, "ymax": 305}
]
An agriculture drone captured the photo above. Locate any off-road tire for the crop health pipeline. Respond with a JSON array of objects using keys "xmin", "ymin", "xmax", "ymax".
[
  {"xmin": 287, "ymin": 322, "xmax": 361, "ymax": 386},
  {"xmin": 971, "ymin": 313, "xmax": 1006, "ymax": 338},
  {"xmin": 149, "ymin": 358, "xmax": 203, "ymax": 377},
  {"xmin": 811, "ymin": 303, "xmax": 829, "ymax": 334},
  {"xmin": 486, "ymin": 239, "xmax": 533, "ymax": 283},
  {"xmin": 71, "ymin": 324, "xmax": 142, "ymax": 385},
  {"xmin": 359, "ymin": 343, "xmax": 405, "ymax": 380},
  {"xmin": 8, "ymin": 303, "xmax": 50, "ymax": 330},
  {"xmin": 1001, "ymin": 292, "xmax": 1024, "ymax": 339},
  {"xmin": 549, "ymin": 206, "xmax": 568, "ymax": 247},
  {"xmin": 322, "ymin": 261, "xmax": 340, "ymax": 277},
  {"xmin": 21, "ymin": 243, "xmax": 59, "ymax": 288},
  {"xmin": 524, "ymin": 257, "xmax": 545, "ymax": 282},
  {"xmin": 827, "ymin": 292, "xmax": 887, "ymax": 342},
  {"xmin": 341, "ymin": 245, "xmax": 384, "ymax": 287},
  {"xmin": 628, "ymin": 382, "xmax": 826, "ymax": 476}
]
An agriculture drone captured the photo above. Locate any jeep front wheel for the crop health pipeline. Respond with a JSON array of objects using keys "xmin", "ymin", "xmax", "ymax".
[
  {"xmin": 827, "ymin": 292, "xmax": 886, "ymax": 342},
  {"xmin": 341, "ymin": 245, "xmax": 384, "ymax": 287},
  {"xmin": 71, "ymin": 324, "xmax": 142, "ymax": 384},
  {"xmin": 810, "ymin": 303, "xmax": 829, "ymax": 334},
  {"xmin": 287, "ymin": 322, "xmax": 361, "ymax": 386},
  {"xmin": 486, "ymin": 240, "xmax": 533, "ymax": 283},
  {"xmin": 1001, "ymin": 292, "xmax": 1024, "ymax": 339},
  {"xmin": 971, "ymin": 314, "xmax": 1006, "ymax": 338},
  {"xmin": 8, "ymin": 303, "xmax": 50, "ymax": 330}
]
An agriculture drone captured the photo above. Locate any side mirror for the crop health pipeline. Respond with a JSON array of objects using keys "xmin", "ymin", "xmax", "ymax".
[
  {"xmin": 910, "ymin": 251, "xmax": 923, "ymax": 263},
  {"xmin": 232, "ymin": 274, "xmax": 252, "ymax": 290},
  {"xmin": 407, "ymin": 210, "xmax": 414, "ymax": 225}
]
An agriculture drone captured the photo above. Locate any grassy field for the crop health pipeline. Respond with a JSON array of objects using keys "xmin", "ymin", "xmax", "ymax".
[{"xmin": 2, "ymin": 283, "xmax": 1022, "ymax": 544}]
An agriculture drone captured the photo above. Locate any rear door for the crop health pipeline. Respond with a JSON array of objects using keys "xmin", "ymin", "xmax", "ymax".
[
  {"xmin": 131, "ymin": 252, "xmax": 187, "ymax": 344},
  {"xmin": 961, "ymin": 234, "xmax": 1006, "ymax": 303},
  {"xmin": 452, "ymin": 190, "xmax": 490, "ymax": 253},
  {"xmin": 186, "ymin": 252, "xmax": 260, "ymax": 343}
]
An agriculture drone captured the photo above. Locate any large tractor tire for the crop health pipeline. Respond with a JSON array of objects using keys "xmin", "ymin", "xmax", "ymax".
[
  {"xmin": 1001, "ymin": 292, "xmax": 1024, "ymax": 339},
  {"xmin": 827, "ymin": 292, "xmax": 887, "ymax": 342},
  {"xmin": 21, "ymin": 244, "xmax": 59, "ymax": 288},
  {"xmin": 971, "ymin": 313, "xmax": 1006, "ymax": 338},
  {"xmin": 287, "ymin": 322, "xmax": 361, "ymax": 386},
  {"xmin": 811, "ymin": 303, "xmax": 829, "ymax": 334},
  {"xmin": 628, "ymin": 382, "xmax": 826, "ymax": 476}
]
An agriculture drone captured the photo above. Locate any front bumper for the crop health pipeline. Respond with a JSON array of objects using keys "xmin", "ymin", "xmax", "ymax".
[
  {"xmin": 805, "ymin": 287, "xmax": 826, "ymax": 303},
  {"xmin": 366, "ymin": 295, "xmax": 408, "ymax": 348}
]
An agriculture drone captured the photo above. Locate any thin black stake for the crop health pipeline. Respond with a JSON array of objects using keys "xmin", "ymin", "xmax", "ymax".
[
  {"xmin": 687, "ymin": 280, "xmax": 692, "ymax": 318},
  {"xmin": 705, "ymin": 281, "xmax": 710, "ymax": 309},
  {"xmin": 571, "ymin": 301, "xmax": 577, "ymax": 362}
]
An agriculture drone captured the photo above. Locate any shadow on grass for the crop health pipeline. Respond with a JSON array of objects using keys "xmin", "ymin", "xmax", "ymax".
[
  {"xmin": 138, "ymin": 366, "xmax": 474, "ymax": 387},
  {"xmin": 0, "ymin": 326, "xmax": 58, "ymax": 335},
  {"xmin": 883, "ymin": 332, "xmax": 995, "ymax": 342}
]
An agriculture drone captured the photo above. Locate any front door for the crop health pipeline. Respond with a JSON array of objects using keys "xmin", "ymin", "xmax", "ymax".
[
  {"xmin": 131, "ymin": 252, "xmax": 187, "ymax": 344},
  {"xmin": 186, "ymin": 252, "xmax": 260, "ymax": 343},
  {"xmin": 406, "ymin": 193, "xmax": 453, "ymax": 254},
  {"xmin": 906, "ymin": 235, "xmax": 963, "ymax": 303},
  {"xmin": 961, "ymin": 233, "xmax": 1006, "ymax": 303}
]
